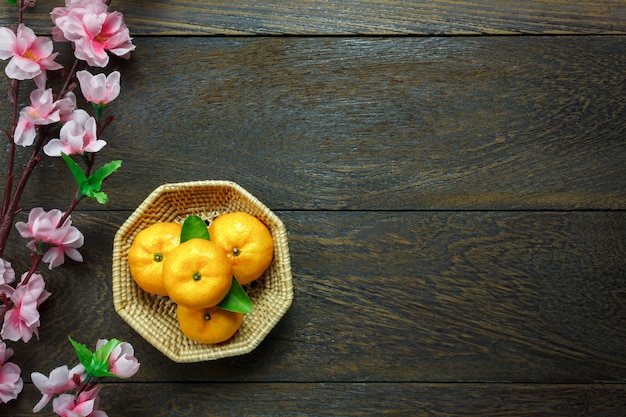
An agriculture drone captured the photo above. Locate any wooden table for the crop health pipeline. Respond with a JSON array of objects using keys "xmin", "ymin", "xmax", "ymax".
[{"xmin": 2, "ymin": 1, "xmax": 625, "ymax": 415}]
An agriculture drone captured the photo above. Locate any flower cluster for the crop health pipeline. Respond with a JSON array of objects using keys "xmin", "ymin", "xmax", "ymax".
[
  {"xmin": 0, "ymin": 0, "xmax": 137, "ymax": 409},
  {"xmin": 32, "ymin": 338, "xmax": 140, "ymax": 416}
]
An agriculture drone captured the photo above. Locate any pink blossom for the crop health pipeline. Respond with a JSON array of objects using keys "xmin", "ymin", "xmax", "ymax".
[
  {"xmin": 96, "ymin": 339, "xmax": 140, "ymax": 378},
  {"xmin": 14, "ymin": 89, "xmax": 77, "ymax": 147},
  {"xmin": 0, "ymin": 273, "xmax": 51, "ymax": 342},
  {"xmin": 15, "ymin": 207, "xmax": 84, "ymax": 269},
  {"xmin": 0, "ymin": 24, "xmax": 62, "ymax": 88},
  {"xmin": 76, "ymin": 70, "xmax": 121, "ymax": 105},
  {"xmin": 43, "ymin": 109, "xmax": 106, "ymax": 157},
  {"xmin": 51, "ymin": 1, "xmax": 135, "ymax": 67},
  {"xmin": 31, "ymin": 364, "xmax": 86, "ymax": 413},
  {"xmin": 51, "ymin": 0, "xmax": 109, "ymax": 41},
  {"xmin": 53, "ymin": 385, "xmax": 107, "ymax": 417},
  {"xmin": 0, "ymin": 341, "xmax": 23, "ymax": 403},
  {"xmin": 0, "ymin": 258, "xmax": 15, "ymax": 285}
]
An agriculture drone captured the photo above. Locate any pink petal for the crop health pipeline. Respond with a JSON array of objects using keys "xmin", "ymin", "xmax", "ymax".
[
  {"xmin": 15, "ymin": 24, "xmax": 37, "ymax": 44},
  {"xmin": 42, "ymin": 247, "xmax": 65, "ymax": 269},
  {"xmin": 5, "ymin": 56, "xmax": 41, "ymax": 80},
  {"xmin": 0, "ymin": 27, "xmax": 16, "ymax": 59},
  {"xmin": 1, "ymin": 310, "xmax": 27, "ymax": 342},
  {"xmin": 82, "ymin": 13, "xmax": 106, "ymax": 38},
  {"xmin": 14, "ymin": 220, "xmax": 31, "ymax": 238},
  {"xmin": 83, "ymin": 139, "xmax": 107, "ymax": 153},
  {"xmin": 43, "ymin": 139, "xmax": 65, "ymax": 157},
  {"xmin": 32, "ymin": 393, "xmax": 53, "ymax": 413},
  {"xmin": 52, "ymin": 393, "xmax": 76, "ymax": 415},
  {"xmin": 28, "ymin": 36, "xmax": 54, "ymax": 59},
  {"xmin": 13, "ymin": 118, "xmax": 36, "ymax": 147},
  {"xmin": 33, "ymin": 72, "xmax": 48, "ymax": 90},
  {"xmin": 63, "ymin": 248, "xmax": 83, "ymax": 263},
  {"xmin": 74, "ymin": 38, "xmax": 109, "ymax": 67}
]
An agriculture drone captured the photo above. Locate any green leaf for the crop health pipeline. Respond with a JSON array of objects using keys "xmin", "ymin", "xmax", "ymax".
[
  {"xmin": 61, "ymin": 155, "xmax": 121, "ymax": 204},
  {"xmin": 6, "ymin": 0, "xmax": 17, "ymax": 5},
  {"xmin": 61, "ymin": 153, "xmax": 88, "ymax": 187},
  {"xmin": 90, "ymin": 191, "xmax": 109, "ymax": 204},
  {"xmin": 87, "ymin": 159, "xmax": 122, "ymax": 189},
  {"xmin": 218, "ymin": 276, "xmax": 253, "ymax": 314},
  {"xmin": 93, "ymin": 338, "xmax": 121, "ymax": 365},
  {"xmin": 83, "ymin": 160, "xmax": 122, "ymax": 204},
  {"xmin": 69, "ymin": 336, "xmax": 93, "ymax": 371},
  {"xmin": 90, "ymin": 338, "xmax": 121, "ymax": 377},
  {"xmin": 69, "ymin": 336, "xmax": 121, "ymax": 379},
  {"xmin": 180, "ymin": 215, "xmax": 210, "ymax": 243}
]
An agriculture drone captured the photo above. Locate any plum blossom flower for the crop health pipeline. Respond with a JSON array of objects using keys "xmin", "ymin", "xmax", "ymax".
[
  {"xmin": 15, "ymin": 207, "xmax": 85, "ymax": 269},
  {"xmin": 14, "ymin": 89, "xmax": 77, "ymax": 146},
  {"xmin": 31, "ymin": 364, "xmax": 86, "ymax": 413},
  {"xmin": 0, "ymin": 341, "xmax": 23, "ymax": 404},
  {"xmin": 96, "ymin": 339, "xmax": 140, "ymax": 378},
  {"xmin": 43, "ymin": 109, "xmax": 106, "ymax": 157},
  {"xmin": 53, "ymin": 385, "xmax": 107, "ymax": 417},
  {"xmin": 76, "ymin": 70, "xmax": 121, "ymax": 105},
  {"xmin": 0, "ymin": 24, "xmax": 62, "ymax": 88},
  {"xmin": 1, "ymin": 273, "xmax": 51, "ymax": 342},
  {"xmin": 51, "ymin": 1, "xmax": 135, "ymax": 67}
]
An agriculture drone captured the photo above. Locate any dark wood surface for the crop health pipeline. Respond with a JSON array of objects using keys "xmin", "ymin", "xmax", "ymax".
[
  {"xmin": 2, "ymin": 0, "xmax": 625, "ymax": 34},
  {"xmin": 1, "ymin": 1, "xmax": 625, "ymax": 416}
]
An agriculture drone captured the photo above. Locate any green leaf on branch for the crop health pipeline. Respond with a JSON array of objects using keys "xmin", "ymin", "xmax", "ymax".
[
  {"xmin": 61, "ymin": 153, "xmax": 121, "ymax": 204},
  {"xmin": 69, "ymin": 336, "xmax": 93, "ymax": 371},
  {"xmin": 218, "ymin": 276, "xmax": 253, "ymax": 314},
  {"xmin": 180, "ymin": 215, "xmax": 210, "ymax": 243},
  {"xmin": 84, "ymin": 159, "xmax": 122, "ymax": 203},
  {"xmin": 61, "ymin": 153, "xmax": 87, "ymax": 185},
  {"xmin": 69, "ymin": 336, "xmax": 122, "ymax": 379},
  {"xmin": 5, "ymin": 0, "xmax": 17, "ymax": 5}
]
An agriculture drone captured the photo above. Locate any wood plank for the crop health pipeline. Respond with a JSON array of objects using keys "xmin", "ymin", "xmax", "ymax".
[
  {"xmin": 1, "ymin": 0, "xmax": 625, "ymax": 35},
  {"xmin": 1, "ymin": 36, "xmax": 625, "ymax": 211},
  {"xmin": 4, "ymin": 382, "xmax": 626, "ymax": 416},
  {"xmin": 4, "ymin": 210, "xmax": 625, "ymax": 383}
]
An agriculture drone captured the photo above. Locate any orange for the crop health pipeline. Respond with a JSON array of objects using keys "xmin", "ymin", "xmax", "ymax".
[
  {"xmin": 128, "ymin": 222, "xmax": 182, "ymax": 296},
  {"xmin": 162, "ymin": 238, "xmax": 232, "ymax": 309},
  {"xmin": 208, "ymin": 212, "xmax": 274, "ymax": 285},
  {"xmin": 177, "ymin": 305, "xmax": 243, "ymax": 344}
]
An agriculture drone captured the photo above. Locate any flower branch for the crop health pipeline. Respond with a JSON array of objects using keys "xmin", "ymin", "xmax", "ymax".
[{"xmin": 0, "ymin": 0, "xmax": 137, "ymax": 408}]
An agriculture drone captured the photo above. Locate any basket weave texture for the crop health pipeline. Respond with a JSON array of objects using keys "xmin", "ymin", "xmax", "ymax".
[{"xmin": 112, "ymin": 180, "xmax": 293, "ymax": 362}]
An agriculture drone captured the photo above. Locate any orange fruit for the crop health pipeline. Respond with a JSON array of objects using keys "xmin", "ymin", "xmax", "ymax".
[
  {"xmin": 208, "ymin": 212, "xmax": 274, "ymax": 285},
  {"xmin": 177, "ymin": 305, "xmax": 243, "ymax": 344},
  {"xmin": 128, "ymin": 222, "xmax": 182, "ymax": 296},
  {"xmin": 162, "ymin": 238, "xmax": 232, "ymax": 309}
]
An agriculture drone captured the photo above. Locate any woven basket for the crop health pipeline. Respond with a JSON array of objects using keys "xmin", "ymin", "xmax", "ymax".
[{"xmin": 112, "ymin": 180, "xmax": 293, "ymax": 362}]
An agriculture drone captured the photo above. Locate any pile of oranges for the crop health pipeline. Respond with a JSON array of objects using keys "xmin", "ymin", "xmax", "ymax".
[{"xmin": 127, "ymin": 212, "xmax": 274, "ymax": 344}]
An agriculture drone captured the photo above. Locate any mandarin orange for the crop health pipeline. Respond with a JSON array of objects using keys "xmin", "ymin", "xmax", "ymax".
[
  {"xmin": 162, "ymin": 238, "xmax": 232, "ymax": 309},
  {"xmin": 177, "ymin": 305, "xmax": 243, "ymax": 344},
  {"xmin": 127, "ymin": 222, "xmax": 182, "ymax": 296},
  {"xmin": 208, "ymin": 212, "xmax": 274, "ymax": 285}
]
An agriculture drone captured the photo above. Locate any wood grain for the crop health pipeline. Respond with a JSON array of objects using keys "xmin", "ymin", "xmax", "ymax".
[
  {"xmin": 1, "ymin": 0, "xmax": 625, "ymax": 35},
  {"xmin": 1, "ymin": 2, "xmax": 624, "ymax": 414},
  {"xmin": 0, "ymin": 36, "xmax": 625, "ymax": 211},
  {"xmin": 4, "ymin": 382, "xmax": 626, "ymax": 416},
  {"xmin": 4, "ymin": 210, "xmax": 624, "ymax": 384}
]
